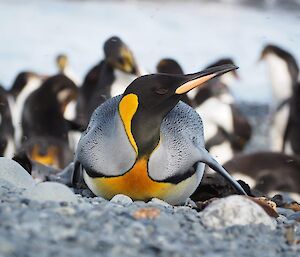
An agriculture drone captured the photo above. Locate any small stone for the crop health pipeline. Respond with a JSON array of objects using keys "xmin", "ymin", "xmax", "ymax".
[
  {"xmin": 184, "ymin": 198, "xmax": 197, "ymax": 208},
  {"xmin": 276, "ymin": 207, "xmax": 295, "ymax": 217},
  {"xmin": 133, "ymin": 207, "xmax": 161, "ymax": 220},
  {"xmin": 149, "ymin": 198, "xmax": 172, "ymax": 207},
  {"xmin": 200, "ymin": 195, "xmax": 276, "ymax": 230},
  {"xmin": 248, "ymin": 197, "xmax": 278, "ymax": 217},
  {"xmin": 110, "ymin": 194, "xmax": 133, "ymax": 206},
  {"xmin": 22, "ymin": 182, "xmax": 78, "ymax": 203},
  {"xmin": 0, "ymin": 157, "xmax": 35, "ymax": 189},
  {"xmin": 287, "ymin": 211, "xmax": 300, "ymax": 222},
  {"xmin": 54, "ymin": 207, "xmax": 76, "ymax": 216}
]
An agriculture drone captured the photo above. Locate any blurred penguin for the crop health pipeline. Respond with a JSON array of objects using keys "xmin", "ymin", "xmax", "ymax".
[
  {"xmin": 193, "ymin": 58, "xmax": 252, "ymax": 163},
  {"xmin": 76, "ymin": 36, "xmax": 142, "ymax": 127},
  {"xmin": 9, "ymin": 72, "xmax": 44, "ymax": 148},
  {"xmin": 56, "ymin": 53, "xmax": 80, "ymax": 145},
  {"xmin": 56, "ymin": 54, "xmax": 80, "ymax": 86},
  {"xmin": 20, "ymin": 74, "xmax": 78, "ymax": 169},
  {"xmin": 260, "ymin": 44, "xmax": 299, "ymax": 153},
  {"xmin": 0, "ymin": 86, "xmax": 14, "ymax": 157},
  {"xmin": 224, "ymin": 151, "xmax": 300, "ymax": 201}
]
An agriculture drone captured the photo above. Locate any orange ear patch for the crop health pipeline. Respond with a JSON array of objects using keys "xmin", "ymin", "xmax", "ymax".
[{"xmin": 30, "ymin": 145, "xmax": 59, "ymax": 167}]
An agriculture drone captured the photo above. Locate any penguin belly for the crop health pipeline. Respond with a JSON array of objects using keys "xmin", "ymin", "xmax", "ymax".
[
  {"xmin": 270, "ymin": 104, "xmax": 290, "ymax": 152},
  {"xmin": 83, "ymin": 158, "xmax": 203, "ymax": 205}
]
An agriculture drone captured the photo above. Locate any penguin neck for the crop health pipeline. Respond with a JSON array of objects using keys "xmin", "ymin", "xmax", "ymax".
[
  {"xmin": 119, "ymin": 94, "xmax": 173, "ymax": 159},
  {"xmin": 132, "ymin": 107, "xmax": 162, "ymax": 158}
]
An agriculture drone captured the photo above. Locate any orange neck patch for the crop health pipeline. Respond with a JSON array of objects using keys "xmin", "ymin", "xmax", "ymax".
[{"xmin": 31, "ymin": 145, "xmax": 59, "ymax": 167}]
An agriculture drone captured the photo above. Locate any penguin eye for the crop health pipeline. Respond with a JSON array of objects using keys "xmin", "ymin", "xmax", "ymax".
[{"xmin": 155, "ymin": 87, "xmax": 169, "ymax": 95}]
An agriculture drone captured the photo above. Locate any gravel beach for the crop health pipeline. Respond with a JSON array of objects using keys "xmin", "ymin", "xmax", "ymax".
[{"xmin": 1, "ymin": 177, "xmax": 300, "ymax": 257}]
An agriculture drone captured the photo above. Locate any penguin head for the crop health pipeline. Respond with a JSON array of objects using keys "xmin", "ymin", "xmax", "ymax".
[
  {"xmin": 10, "ymin": 72, "xmax": 42, "ymax": 98},
  {"xmin": 41, "ymin": 75, "xmax": 78, "ymax": 115},
  {"xmin": 156, "ymin": 58, "xmax": 184, "ymax": 74},
  {"xmin": 259, "ymin": 44, "xmax": 299, "ymax": 81},
  {"xmin": 56, "ymin": 54, "xmax": 69, "ymax": 72},
  {"xmin": 259, "ymin": 44, "xmax": 281, "ymax": 61},
  {"xmin": 104, "ymin": 36, "xmax": 140, "ymax": 75},
  {"xmin": 122, "ymin": 64, "xmax": 238, "ymax": 115}
]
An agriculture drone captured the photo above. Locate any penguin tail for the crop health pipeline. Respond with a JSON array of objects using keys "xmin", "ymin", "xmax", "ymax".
[{"xmin": 198, "ymin": 149, "xmax": 247, "ymax": 195}]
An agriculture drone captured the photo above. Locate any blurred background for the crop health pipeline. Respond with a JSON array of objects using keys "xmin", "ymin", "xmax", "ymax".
[{"xmin": 1, "ymin": 0, "xmax": 300, "ymax": 103}]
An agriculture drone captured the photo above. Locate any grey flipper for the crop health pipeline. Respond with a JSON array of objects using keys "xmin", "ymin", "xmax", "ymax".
[{"xmin": 198, "ymin": 148, "xmax": 247, "ymax": 195}]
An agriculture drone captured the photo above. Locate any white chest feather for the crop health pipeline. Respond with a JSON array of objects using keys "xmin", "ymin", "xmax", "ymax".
[
  {"xmin": 270, "ymin": 104, "xmax": 290, "ymax": 151},
  {"xmin": 265, "ymin": 54, "xmax": 293, "ymax": 102},
  {"xmin": 11, "ymin": 77, "xmax": 42, "ymax": 146},
  {"xmin": 195, "ymin": 97, "xmax": 234, "ymax": 140},
  {"xmin": 110, "ymin": 70, "xmax": 137, "ymax": 97},
  {"xmin": 209, "ymin": 141, "xmax": 233, "ymax": 164},
  {"xmin": 63, "ymin": 66, "xmax": 81, "ymax": 86}
]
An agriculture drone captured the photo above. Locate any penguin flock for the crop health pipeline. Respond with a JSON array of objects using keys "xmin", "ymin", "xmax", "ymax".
[{"xmin": 0, "ymin": 36, "xmax": 299, "ymax": 204}]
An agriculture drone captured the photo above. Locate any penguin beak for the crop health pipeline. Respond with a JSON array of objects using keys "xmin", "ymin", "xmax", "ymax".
[{"xmin": 175, "ymin": 64, "xmax": 238, "ymax": 94}]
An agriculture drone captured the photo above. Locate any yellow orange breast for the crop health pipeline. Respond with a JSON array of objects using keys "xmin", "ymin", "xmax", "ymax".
[{"xmin": 84, "ymin": 158, "xmax": 173, "ymax": 201}]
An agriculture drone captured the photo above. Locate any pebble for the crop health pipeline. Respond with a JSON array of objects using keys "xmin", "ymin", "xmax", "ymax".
[
  {"xmin": 149, "ymin": 198, "xmax": 172, "ymax": 208},
  {"xmin": 276, "ymin": 207, "xmax": 295, "ymax": 217},
  {"xmin": 22, "ymin": 182, "xmax": 78, "ymax": 203},
  {"xmin": 200, "ymin": 195, "xmax": 277, "ymax": 230},
  {"xmin": 287, "ymin": 212, "xmax": 300, "ymax": 222},
  {"xmin": 0, "ymin": 157, "xmax": 35, "ymax": 189},
  {"xmin": 110, "ymin": 194, "xmax": 133, "ymax": 206}
]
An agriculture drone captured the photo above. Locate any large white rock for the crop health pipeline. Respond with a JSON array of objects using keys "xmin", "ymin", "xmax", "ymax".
[
  {"xmin": 0, "ymin": 157, "xmax": 35, "ymax": 189},
  {"xmin": 200, "ymin": 195, "xmax": 276, "ymax": 230},
  {"xmin": 22, "ymin": 182, "xmax": 77, "ymax": 203}
]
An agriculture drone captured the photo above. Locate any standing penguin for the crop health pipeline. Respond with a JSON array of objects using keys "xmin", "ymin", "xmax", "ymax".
[
  {"xmin": 56, "ymin": 54, "xmax": 80, "ymax": 86},
  {"xmin": 9, "ymin": 72, "xmax": 44, "ymax": 148},
  {"xmin": 192, "ymin": 59, "xmax": 251, "ymax": 163},
  {"xmin": 20, "ymin": 75, "xmax": 78, "ymax": 169},
  {"xmin": 260, "ymin": 44, "xmax": 299, "ymax": 153},
  {"xmin": 71, "ymin": 64, "xmax": 247, "ymax": 204},
  {"xmin": 0, "ymin": 86, "xmax": 14, "ymax": 157},
  {"xmin": 76, "ymin": 36, "xmax": 141, "ymax": 127},
  {"xmin": 223, "ymin": 151, "xmax": 300, "ymax": 200}
]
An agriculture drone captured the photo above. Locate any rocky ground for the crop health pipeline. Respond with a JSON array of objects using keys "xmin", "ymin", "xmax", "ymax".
[{"xmin": 1, "ymin": 156, "xmax": 300, "ymax": 257}]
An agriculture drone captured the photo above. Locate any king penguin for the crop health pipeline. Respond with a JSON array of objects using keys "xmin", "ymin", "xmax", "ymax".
[
  {"xmin": 76, "ymin": 36, "xmax": 141, "ymax": 127},
  {"xmin": 260, "ymin": 44, "xmax": 299, "ymax": 153},
  {"xmin": 71, "ymin": 64, "xmax": 247, "ymax": 205},
  {"xmin": 21, "ymin": 74, "xmax": 78, "ymax": 169}
]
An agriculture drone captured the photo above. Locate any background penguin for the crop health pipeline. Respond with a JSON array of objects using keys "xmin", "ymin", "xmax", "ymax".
[
  {"xmin": 8, "ymin": 72, "xmax": 45, "ymax": 148},
  {"xmin": 56, "ymin": 53, "xmax": 80, "ymax": 86},
  {"xmin": 20, "ymin": 74, "xmax": 78, "ymax": 169},
  {"xmin": 193, "ymin": 58, "xmax": 251, "ymax": 163},
  {"xmin": 70, "ymin": 64, "xmax": 246, "ymax": 204},
  {"xmin": 260, "ymin": 44, "xmax": 299, "ymax": 153},
  {"xmin": 0, "ymin": 86, "xmax": 14, "ymax": 157},
  {"xmin": 223, "ymin": 151, "xmax": 300, "ymax": 201},
  {"xmin": 282, "ymin": 80, "xmax": 300, "ymax": 155},
  {"xmin": 76, "ymin": 36, "xmax": 141, "ymax": 127},
  {"xmin": 156, "ymin": 58, "xmax": 193, "ymax": 106}
]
